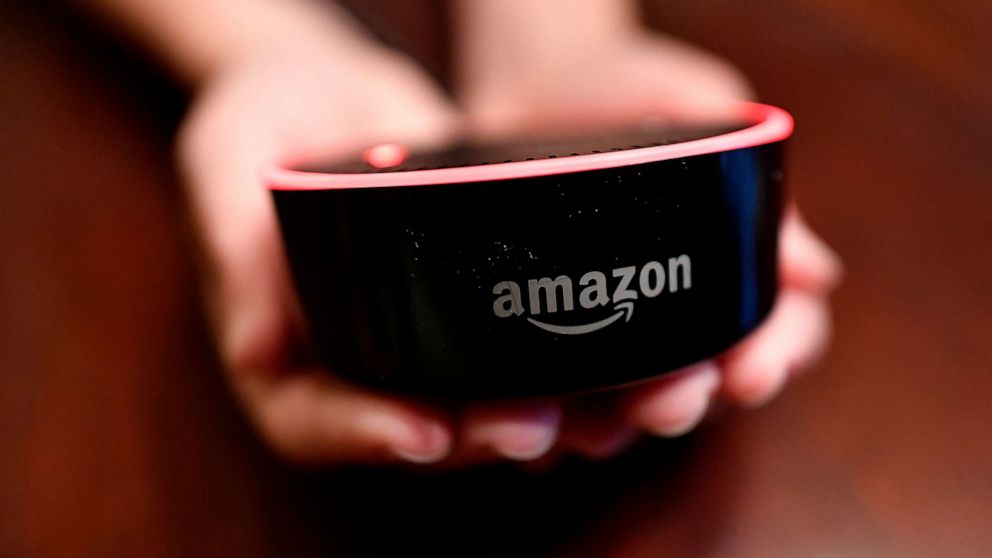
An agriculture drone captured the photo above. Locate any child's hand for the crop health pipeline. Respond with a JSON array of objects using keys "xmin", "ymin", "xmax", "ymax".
[
  {"xmin": 178, "ymin": 26, "xmax": 840, "ymax": 467},
  {"xmin": 177, "ymin": 39, "xmax": 467, "ymax": 464},
  {"xmin": 178, "ymin": 38, "xmax": 605, "ymax": 467},
  {"xmin": 460, "ymin": 29, "xmax": 843, "ymax": 460}
]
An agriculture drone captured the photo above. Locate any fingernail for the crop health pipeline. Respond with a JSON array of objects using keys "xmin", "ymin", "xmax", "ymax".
[
  {"xmin": 490, "ymin": 407, "xmax": 561, "ymax": 461},
  {"xmin": 643, "ymin": 365, "xmax": 720, "ymax": 437},
  {"xmin": 737, "ymin": 363, "xmax": 789, "ymax": 410},
  {"xmin": 580, "ymin": 427, "xmax": 641, "ymax": 460},
  {"xmin": 363, "ymin": 413, "xmax": 450, "ymax": 464}
]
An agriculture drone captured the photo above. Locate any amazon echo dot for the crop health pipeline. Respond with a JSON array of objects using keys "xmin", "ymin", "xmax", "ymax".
[{"xmin": 268, "ymin": 103, "xmax": 793, "ymax": 399}]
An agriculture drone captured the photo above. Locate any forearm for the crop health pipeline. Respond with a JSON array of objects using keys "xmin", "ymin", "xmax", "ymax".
[{"xmin": 78, "ymin": 0, "xmax": 380, "ymax": 85}]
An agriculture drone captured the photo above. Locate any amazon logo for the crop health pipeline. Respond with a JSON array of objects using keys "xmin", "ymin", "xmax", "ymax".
[{"xmin": 491, "ymin": 255, "xmax": 692, "ymax": 335}]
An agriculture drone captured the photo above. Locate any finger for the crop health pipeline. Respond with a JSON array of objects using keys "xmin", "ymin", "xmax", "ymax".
[
  {"xmin": 781, "ymin": 208, "xmax": 844, "ymax": 294},
  {"xmin": 177, "ymin": 76, "xmax": 462, "ymax": 354},
  {"xmin": 459, "ymin": 400, "xmax": 563, "ymax": 461},
  {"xmin": 557, "ymin": 393, "xmax": 640, "ymax": 460},
  {"xmin": 622, "ymin": 361, "xmax": 721, "ymax": 438},
  {"xmin": 720, "ymin": 289, "xmax": 832, "ymax": 408},
  {"xmin": 635, "ymin": 33, "xmax": 756, "ymax": 103},
  {"xmin": 237, "ymin": 370, "xmax": 453, "ymax": 465},
  {"xmin": 177, "ymin": 95, "xmax": 293, "ymax": 362}
]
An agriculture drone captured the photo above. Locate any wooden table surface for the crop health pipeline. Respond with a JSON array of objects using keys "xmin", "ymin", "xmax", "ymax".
[{"xmin": 2, "ymin": 1, "xmax": 991, "ymax": 556}]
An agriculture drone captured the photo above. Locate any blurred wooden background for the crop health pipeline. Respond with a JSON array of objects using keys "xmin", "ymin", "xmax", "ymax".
[{"xmin": 2, "ymin": 1, "xmax": 991, "ymax": 556}]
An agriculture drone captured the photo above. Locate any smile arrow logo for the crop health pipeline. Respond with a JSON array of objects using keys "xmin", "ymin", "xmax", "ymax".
[{"xmin": 526, "ymin": 301, "xmax": 634, "ymax": 335}]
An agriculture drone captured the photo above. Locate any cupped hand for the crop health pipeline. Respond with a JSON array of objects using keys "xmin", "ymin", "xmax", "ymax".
[
  {"xmin": 179, "ymin": 28, "xmax": 841, "ymax": 468},
  {"xmin": 179, "ymin": 36, "xmax": 593, "ymax": 467},
  {"xmin": 460, "ymin": 29, "xmax": 843, "ymax": 460},
  {"xmin": 178, "ymin": 37, "xmax": 464, "ymax": 465}
]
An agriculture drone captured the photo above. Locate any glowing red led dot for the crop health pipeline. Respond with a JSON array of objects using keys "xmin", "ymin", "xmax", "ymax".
[{"xmin": 362, "ymin": 143, "xmax": 409, "ymax": 169}]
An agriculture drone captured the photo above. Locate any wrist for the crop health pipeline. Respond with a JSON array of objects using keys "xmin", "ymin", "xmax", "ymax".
[
  {"xmin": 192, "ymin": 1, "xmax": 387, "ymax": 86},
  {"xmin": 453, "ymin": 0, "xmax": 641, "ymax": 104}
]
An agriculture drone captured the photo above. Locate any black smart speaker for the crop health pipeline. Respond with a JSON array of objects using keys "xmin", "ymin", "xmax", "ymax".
[{"xmin": 268, "ymin": 103, "xmax": 792, "ymax": 399}]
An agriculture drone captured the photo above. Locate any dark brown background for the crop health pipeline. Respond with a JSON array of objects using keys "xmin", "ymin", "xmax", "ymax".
[{"xmin": 2, "ymin": 1, "xmax": 991, "ymax": 556}]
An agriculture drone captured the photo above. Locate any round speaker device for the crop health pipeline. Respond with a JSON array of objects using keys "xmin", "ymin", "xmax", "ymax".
[{"xmin": 267, "ymin": 103, "xmax": 793, "ymax": 399}]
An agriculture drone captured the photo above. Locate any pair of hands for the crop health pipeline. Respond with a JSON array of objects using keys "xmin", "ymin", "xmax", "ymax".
[{"xmin": 178, "ymin": 27, "xmax": 841, "ymax": 467}]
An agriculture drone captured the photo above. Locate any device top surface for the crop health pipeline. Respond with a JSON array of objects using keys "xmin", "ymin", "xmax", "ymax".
[
  {"xmin": 292, "ymin": 122, "xmax": 746, "ymax": 175},
  {"xmin": 269, "ymin": 103, "xmax": 793, "ymax": 190}
]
